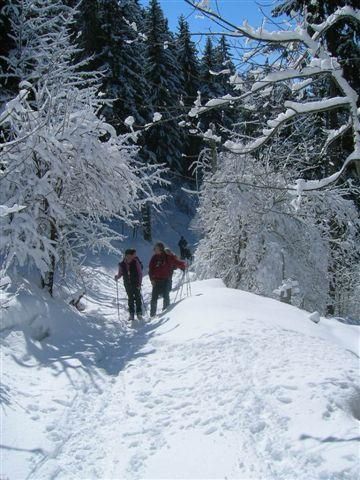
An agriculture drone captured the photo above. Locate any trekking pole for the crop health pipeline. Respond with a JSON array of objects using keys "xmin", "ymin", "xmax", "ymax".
[
  {"xmin": 174, "ymin": 270, "xmax": 185, "ymax": 303},
  {"xmin": 115, "ymin": 280, "xmax": 121, "ymax": 323},
  {"xmin": 186, "ymin": 268, "xmax": 192, "ymax": 297}
]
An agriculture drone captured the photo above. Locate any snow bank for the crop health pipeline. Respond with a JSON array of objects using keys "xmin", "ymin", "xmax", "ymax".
[{"xmin": 1, "ymin": 273, "xmax": 359, "ymax": 479}]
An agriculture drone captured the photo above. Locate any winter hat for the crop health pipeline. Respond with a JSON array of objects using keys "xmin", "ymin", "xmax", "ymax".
[{"xmin": 154, "ymin": 242, "xmax": 165, "ymax": 252}]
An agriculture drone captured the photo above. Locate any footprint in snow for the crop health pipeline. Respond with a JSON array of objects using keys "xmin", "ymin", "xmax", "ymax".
[
  {"xmin": 249, "ymin": 421, "xmax": 266, "ymax": 434},
  {"xmin": 204, "ymin": 426, "xmax": 217, "ymax": 435},
  {"xmin": 277, "ymin": 396, "xmax": 293, "ymax": 404}
]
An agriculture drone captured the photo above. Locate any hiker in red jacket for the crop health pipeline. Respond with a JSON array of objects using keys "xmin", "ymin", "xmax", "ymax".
[{"xmin": 149, "ymin": 242, "xmax": 186, "ymax": 317}]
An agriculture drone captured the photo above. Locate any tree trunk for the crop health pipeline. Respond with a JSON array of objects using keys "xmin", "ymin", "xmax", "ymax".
[
  {"xmin": 142, "ymin": 202, "xmax": 152, "ymax": 242},
  {"xmin": 41, "ymin": 219, "xmax": 57, "ymax": 296}
]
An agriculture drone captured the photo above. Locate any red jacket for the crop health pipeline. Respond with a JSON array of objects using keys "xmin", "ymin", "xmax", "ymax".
[{"xmin": 149, "ymin": 252, "xmax": 186, "ymax": 281}]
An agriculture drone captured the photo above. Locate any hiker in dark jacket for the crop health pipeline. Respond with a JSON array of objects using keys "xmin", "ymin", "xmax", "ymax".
[
  {"xmin": 149, "ymin": 242, "xmax": 186, "ymax": 317},
  {"xmin": 115, "ymin": 248, "xmax": 143, "ymax": 322},
  {"xmin": 178, "ymin": 236, "xmax": 188, "ymax": 260}
]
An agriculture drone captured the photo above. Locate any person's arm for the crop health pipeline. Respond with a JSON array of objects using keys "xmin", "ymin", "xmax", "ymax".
[
  {"xmin": 115, "ymin": 263, "xmax": 123, "ymax": 281},
  {"xmin": 135, "ymin": 258, "xmax": 143, "ymax": 287},
  {"xmin": 172, "ymin": 256, "xmax": 186, "ymax": 271}
]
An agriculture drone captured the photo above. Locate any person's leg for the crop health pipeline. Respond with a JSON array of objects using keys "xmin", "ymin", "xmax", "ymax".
[
  {"xmin": 127, "ymin": 288, "xmax": 135, "ymax": 319},
  {"xmin": 134, "ymin": 288, "xmax": 142, "ymax": 316},
  {"xmin": 150, "ymin": 282, "xmax": 160, "ymax": 317},
  {"xmin": 163, "ymin": 279, "xmax": 171, "ymax": 310}
]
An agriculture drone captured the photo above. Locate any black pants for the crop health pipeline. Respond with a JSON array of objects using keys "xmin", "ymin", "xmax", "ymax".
[
  {"xmin": 126, "ymin": 286, "xmax": 142, "ymax": 316},
  {"xmin": 150, "ymin": 279, "xmax": 171, "ymax": 317}
]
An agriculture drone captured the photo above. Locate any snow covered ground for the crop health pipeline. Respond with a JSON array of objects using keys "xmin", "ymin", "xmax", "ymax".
[{"xmin": 1, "ymin": 265, "xmax": 359, "ymax": 480}]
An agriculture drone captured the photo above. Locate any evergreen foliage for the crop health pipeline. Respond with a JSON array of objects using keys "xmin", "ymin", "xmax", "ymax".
[{"xmin": 142, "ymin": 0, "xmax": 185, "ymax": 171}]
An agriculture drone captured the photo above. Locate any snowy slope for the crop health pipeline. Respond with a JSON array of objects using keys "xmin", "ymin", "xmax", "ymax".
[
  {"xmin": 1, "ymin": 270, "xmax": 359, "ymax": 480},
  {"xmin": 99, "ymin": 189, "xmax": 198, "ymax": 274}
]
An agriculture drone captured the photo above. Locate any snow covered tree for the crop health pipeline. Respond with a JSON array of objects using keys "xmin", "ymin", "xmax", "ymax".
[
  {"xmin": 194, "ymin": 151, "xmax": 360, "ymax": 316},
  {"xmin": 142, "ymin": 0, "xmax": 185, "ymax": 171},
  {"xmin": 0, "ymin": 0, "xmax": 162, "ymax": 295}
]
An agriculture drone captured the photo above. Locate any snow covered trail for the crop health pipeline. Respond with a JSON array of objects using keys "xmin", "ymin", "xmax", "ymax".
[{"xmin": 1, "ymin": 271, "xmax": 359, "ymax": 480}]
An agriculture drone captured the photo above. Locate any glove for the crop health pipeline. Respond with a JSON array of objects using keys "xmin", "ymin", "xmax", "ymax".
[{"xmin": 114, "ymin": 274, "xmax": 119, "ymax": 281}]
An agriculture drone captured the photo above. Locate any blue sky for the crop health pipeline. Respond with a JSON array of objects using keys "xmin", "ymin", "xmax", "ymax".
[{"xmin": 141, "ymin": 0, "xmax": 279, "ymax": 55}]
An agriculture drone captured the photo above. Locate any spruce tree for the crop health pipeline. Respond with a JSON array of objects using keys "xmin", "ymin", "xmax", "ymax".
[
  {"xmin": 177, "ymin": 15, "xmax": 199, "ymax": 107},
  {"xmin": 0, "ymin": 0, "xmax": 16, "ymax": 99},
  {"xmin": 143, "ymin": 0, "xmax": 185, "ymax": 171},
  {"xmin": 213, "ymin": 35, "xmax": 237, "ymax": 131},
  {"xmin": 199, "ymin": 37, "xmax": 222, "ymax": 103},
  {"xmin": 213, "ymin": 36, "xmax": 235, "ymax": 94},
  {"xmin": 176, "ymin": 15, "xmax": 201, "ymax": 173},
  {"xmin": 198, "ymin": 37, "xmax": 226, "ymax": 138},
  {"xmin": 69, "ymin": 0, "xmax": 148, "ymax": 131}
]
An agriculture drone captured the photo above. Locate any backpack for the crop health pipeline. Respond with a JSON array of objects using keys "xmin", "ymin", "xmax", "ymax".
[{"xmin": 135, "ymin": 256, "xmax": 143, "ymax": 270}]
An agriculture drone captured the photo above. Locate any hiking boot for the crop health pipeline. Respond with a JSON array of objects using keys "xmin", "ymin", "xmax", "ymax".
[
  {"xmin": 129, "ymin": 314, "xmax": 135, "ymax": 322},
  {"xmin": 137, "ymin": 314, "xmax": 143, "ymax": 322}
]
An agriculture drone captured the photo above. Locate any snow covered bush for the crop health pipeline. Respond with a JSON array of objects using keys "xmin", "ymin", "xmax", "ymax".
[
  {"xmin": 0, "ymin": 0, "xmax": 163, "ymax": 294},
  {"xmin": 194, "ymin": 151, "xmax": 360, "ymax": 316}
]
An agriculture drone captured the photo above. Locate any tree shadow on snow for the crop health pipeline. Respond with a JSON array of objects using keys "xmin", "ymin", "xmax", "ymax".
[
  {"xmin": 300, "ymin": 434, "xmax": 360, "ymax": 443},
  {"xmin": 9, "ymin": 304, "xmax": 171, "ymax": 394}
]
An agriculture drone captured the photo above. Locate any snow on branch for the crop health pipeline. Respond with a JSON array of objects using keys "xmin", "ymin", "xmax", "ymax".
[
  {"xmin": 310, "ymin": 6, "xmax": 360, "ymax": 38},
  {"xmin": 186, "ymin": 0, "xmax": 360, "ymax": 189},
  {"xmin": 186, "ymin": 1, "xmax": 359, "ymax": 48},
  {"xmin": 289, "ymin": 149, "xmax": 360, "ymax": 195},
  {"xmin": 224, "ymin": 97, "xmax": 350, "ymax": 154}
]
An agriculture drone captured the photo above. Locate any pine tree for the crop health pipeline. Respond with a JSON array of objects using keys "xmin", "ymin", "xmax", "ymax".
[
  {"xmin": 0, "ymin": 0, "xmax": 16, "ymax": 99},
  {"xmin": 177, "ymin": 15, "xmax": 199, "ymax": 106},
  {"xmin": 198, "ymin": 37, "xmax": 229, "ymax": 142},
  {"xmin": 199, "ymin": 37, "xmax": 222, "ymax": 103},
  {"xmin": 213, "ymin": 35, "xmax": 237, "ymax": 131},
  {"xmin": 143, "ymin": 0, "xmax": 185, "ymax": 171},
  {"xmin": 68, "ymin": 0, "xmax": 148, "ymax": 131},
  {"xmin": 176, "ymin": 15, "xmax": 201, "ymax": 173},
  {"xmin": 213, "ymin": 36, "xmax": 235, "ymax": 94}
]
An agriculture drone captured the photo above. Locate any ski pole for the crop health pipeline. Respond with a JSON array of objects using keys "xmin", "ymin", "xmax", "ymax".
[
  {"xmin": 186, "ymin": 268, "xmax": 192, "ymax": 297},
  {"xmin": 174, "ymin": 270, "xmax": 185, "ymax": 303}
]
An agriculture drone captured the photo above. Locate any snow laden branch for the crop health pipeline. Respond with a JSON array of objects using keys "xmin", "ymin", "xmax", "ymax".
[
  {"xmin": 225, "ymin": 97, "xmax": 351, "ymax": 155},
  {"xmin": 186, "ymin": 1, "xmax": 360, "ymax": 190},
  {"xmin": 186, "ymin": 1, "xmax": 359, "ymax": 47}
]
